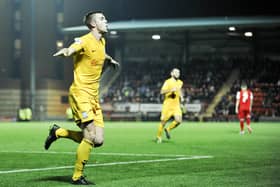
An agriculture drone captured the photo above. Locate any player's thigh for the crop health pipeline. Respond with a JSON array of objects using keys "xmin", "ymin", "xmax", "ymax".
[
  {"xmin": 92, "ymin": 108, "xmax": 104, "ymax": 128},
  {"xmin": 68, "ymin": 93, "xmax": 80, "ymax": 122},
  {"xmin": 160, "ymin": 108, "xmax": 173, "ymax": 122},
  {"xmin": 174, "ymin": 114, "xmax": 182, "ymax": 123},
  {"xmin": 173, "ymin": 107, "xmax": 182, "ymax": 122},
  {"xmin": 238, "ymin": 110, "xmax": 245, "ymax": 119},
  {"xmin": 244, "ymin": 110, "xmax": 251, "ymax": 118}
]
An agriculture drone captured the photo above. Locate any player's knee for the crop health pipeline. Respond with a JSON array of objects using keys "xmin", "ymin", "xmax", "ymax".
[
  {"xmin": 84, "ymin": 132, "xmax": 95, "ymax": 142},
  {"xmin": 175, "ymin": 117, "xmax": 182, "ymax": 123},
  {"xmin": 94, "ymin": 142, "xmax": 103, "ymax": 148},
  {"xmin": 93, "ymin": 137, "xmax": 104, "ymax": 147},
  {"xmin": 176, "ymin": 119, "xmax": 182, "ymax": 124},
  {"xmin": 160, "ymin": 120, "xmax": 167, "ymax": 126}
]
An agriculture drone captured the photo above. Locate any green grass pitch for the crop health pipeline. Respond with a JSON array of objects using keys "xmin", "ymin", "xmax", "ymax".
[{"xmin": 0, "ymin": 121, "xmax": 279, "ymax": 187}]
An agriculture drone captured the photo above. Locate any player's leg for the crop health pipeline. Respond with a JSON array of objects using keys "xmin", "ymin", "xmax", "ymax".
[
  {"xmin": 55, "ymin": 125, "xmax": 83, "ymax": 143},
  {"xmin": 44, "ymin": 94, "xmax": 83, "ymax": 150},
  {"xmin": 44, "ymin": 125, "xmax": 83, "ymax": 150},
  {"xmin": 156, "ymin": 108, "xmax": 171, "ymax": 143},
  {"xmin": 45, "ymin": 124, "xmax": 83, "ymax": 150},
  {"xmin": 44, "ymin": 124, "xmax": 60, "ymax": 150},
  {"xmin": 238, "ymin": 110, "xmax": 245, "ymax": 135},
  {"xmin": 239, "ymin": 118, "xmax": 245, "ymax": 135},
  {"xmin": 245, "ymin": 111, "xmax": 252, "ymax": 133},
  {"xmin": 72, "ymin": 100, "xmax": 104, "ymax": 185},
  {"xmin": 165, "ymin": 107, "xmax": 182, "ymax": 139},
  {"xmin": 157, "ymin": 120, "xmax": 167, "ymax": 143},
  {"xmin": 72, "ymin": 121, "xmax": 95, "ymax": 185},
  {"xmin": 72, "ymin": 123, "xmax": 104, "ymax": 184},
  {"xmin": 165, "ymin": 115, "xmax": 182, "ymax": 139}
]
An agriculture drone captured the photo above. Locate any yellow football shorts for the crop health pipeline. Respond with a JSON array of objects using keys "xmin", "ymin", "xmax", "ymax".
[
  {"xmin": 160, "ymin": 104, "xmax": 182, "ymax": 122},
  {"xmin": 69, "ymin": 91, "xmax": 104, "ymax": 127}
]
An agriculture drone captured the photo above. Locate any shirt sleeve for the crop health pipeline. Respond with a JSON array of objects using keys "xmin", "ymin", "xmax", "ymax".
[
  {"xmin": 69, "ymin": 37, "xmax": 84, "ymax": 52},
  {"xmin": 161, "ymin": 80, "xmax": 169, "ymax": 92},
  {"xmin": 236, "ymin": 91, "xmax": 240, "ymax": 100}
]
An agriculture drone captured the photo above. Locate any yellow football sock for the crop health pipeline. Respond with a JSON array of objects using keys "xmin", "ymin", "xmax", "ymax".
[
  {"xmin": 72, "ymin": 139, "xmax": 93, "ymax": 181},
  {"xmin": 157, "ymin": 123, "xmax": 164, "ymax": 138},
  {"xmin": 166, "ymin": 121, "xmax": 180, "ymax": 131},
  {"xmin": 55, "ymin": 128, "xmax": 83, "ymax": 143}
]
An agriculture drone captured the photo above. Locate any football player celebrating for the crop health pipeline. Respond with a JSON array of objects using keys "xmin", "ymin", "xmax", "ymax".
[
  {"xmin": 235, "ymin": 81, "xmax": 253, "ymax": 135},
  {"xmin": 44, "ymin": 11, "xmax": 119, "ymax": 185}
]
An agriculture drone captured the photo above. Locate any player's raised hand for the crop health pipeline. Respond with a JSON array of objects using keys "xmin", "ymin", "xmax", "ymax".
[
  {"xmin": 171, "ymin": 87, "xmax": 177, "ymax": 92},
  {"xmin": 53, "ymin": 48, "xmax": 68, "ymax": 56},
  {"xmin": 53, "ymin": 48, "xmax": 75, "ymax": 57},
  {"xmin": 235, "ymin": 107, "xmax": 238, "ymax": 114},
  {"xmin": 110, "ymin": 58, "xmax": 120, "ymax": 67},
  {"xmin": 106, "ymin": 54, "xmax": 120, "ymax": 69}
]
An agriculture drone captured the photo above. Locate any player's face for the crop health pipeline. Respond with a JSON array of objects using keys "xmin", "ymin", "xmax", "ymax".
[
  {"xmin": 171, "ymin": 69, "xmax": 180, "ymax": 79},
  {"xmin": 93, "ymin": 13, "xmax": 108, "ymax": 34}
]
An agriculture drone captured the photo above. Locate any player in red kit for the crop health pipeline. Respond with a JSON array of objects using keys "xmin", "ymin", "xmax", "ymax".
[{"xmin": 235, "ymin": 81, "xmax": 253, "ymax": 135}]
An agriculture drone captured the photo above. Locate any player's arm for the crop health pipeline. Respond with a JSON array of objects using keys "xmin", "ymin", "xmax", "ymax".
[
  {"xmin": 105, "ymin": 54, "xmax": 120, "ymax": 67},
  {"xmin": 53, "ymin": 47, "xmax": 76, "ymax": 57},
  {"xmin": 235, "ymin": 99, "xmax": 240, "ymax": 114},
  {"xmin": 160, "ymin": 88, "xmax": 176, "ymax": 95},
  {"xmin": 180, "ymin": 88, "xmax": 184, "ymax": 103},
  {"xmin": 53, "ymin": 37, "xmax": 84, "ymax": 57},
  {"xmin": 235, "ymin": 91, "xmax": 240, "ymax": 114},
  {"xmin": 160, "ymin": 82, "xmax": 176, "ymax": 95},
  {"xmin": 180, "ymin": 81, "xmax": 184, "ymax": 103},
  {"xmin": 249, "ymin": 93, "xmax": 253, "ymax": 112}
]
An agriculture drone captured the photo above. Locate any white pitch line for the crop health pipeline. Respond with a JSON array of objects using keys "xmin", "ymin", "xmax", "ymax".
[
  {"xmin": 0, "ymin": 150, "xmax": 188, "ymax": 157},
  {"xmin": 0, "ymin": 156, "xmax": 213, "ymax": 175}
]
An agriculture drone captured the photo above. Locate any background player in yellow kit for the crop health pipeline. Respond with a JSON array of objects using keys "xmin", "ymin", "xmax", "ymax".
[
  {"xmin": 44, "ymin": 11, "xmax": 119, "ymax": 185},
  {"xmin": 156, "ymin": 68, "xmax": 184, "ymax": 143}
]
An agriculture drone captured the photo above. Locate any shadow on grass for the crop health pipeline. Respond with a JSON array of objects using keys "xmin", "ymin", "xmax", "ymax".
[
  {"xmin": 32, "ymin": 175, "xmax": 71, "ymax": 184},
  {"xmin": 151, "ymin": 139, "xmax": 173, "ymax": 144}
]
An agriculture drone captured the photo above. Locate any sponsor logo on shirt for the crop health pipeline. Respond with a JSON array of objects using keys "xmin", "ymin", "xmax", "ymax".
[{"xmin": 74, "ymin": 38, "xmax": 82, "ymax": 44}]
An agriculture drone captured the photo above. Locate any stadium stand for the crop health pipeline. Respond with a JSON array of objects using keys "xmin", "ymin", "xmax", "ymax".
[{"xmin": 214, "ymin": 57, "xmax": 280, "ymax": 121}]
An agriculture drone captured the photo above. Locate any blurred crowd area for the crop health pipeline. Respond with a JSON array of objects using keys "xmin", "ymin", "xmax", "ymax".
[
  {"xmin": 100, "ymin": 57, "xmax": 280, "ymax": 120},
  {"xmin": 102, "ymin": 57, "xmax": 232, "ymax": 104}
]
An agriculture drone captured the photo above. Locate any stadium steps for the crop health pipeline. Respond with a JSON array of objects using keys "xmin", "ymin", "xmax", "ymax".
[
  {"xmin": 100, "ymin": 65, "xmax": 121, "ymax": 97},
  {"xmin": 200, "ymin": 68, "xmax": 240, "ymax": 121}
]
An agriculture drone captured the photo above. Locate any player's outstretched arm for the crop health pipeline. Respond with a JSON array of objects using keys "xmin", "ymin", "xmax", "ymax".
[
  {"xmin": 160, "ymin": 87, "xmax": 177, "ymax": 95},
  {"xmin": 53, "ymin": 47, "xmax": 76, "ymax": 57},
  {"xmin": 106, "ymin": 54, "xmax": 120, "ymax": 67}
]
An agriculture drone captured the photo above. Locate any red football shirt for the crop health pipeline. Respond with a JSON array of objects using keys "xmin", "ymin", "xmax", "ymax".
[{"xmin": 236, "ymin": 90, "xmax": 253, "ymax": 111}]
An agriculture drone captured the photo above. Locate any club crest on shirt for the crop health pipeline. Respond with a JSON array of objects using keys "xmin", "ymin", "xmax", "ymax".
[
  {"xmin": 74, "ymin": 37, "xmax": 82, "ymax": 44},
  {"xmin": 82, "ymin": 111, "xmax": 88, "ymax": 119}
]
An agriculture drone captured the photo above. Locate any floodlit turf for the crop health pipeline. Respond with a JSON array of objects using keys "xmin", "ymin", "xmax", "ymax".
[{"xmin": 0, "ymin": 121, "xmax": 279, "ymax": 187}]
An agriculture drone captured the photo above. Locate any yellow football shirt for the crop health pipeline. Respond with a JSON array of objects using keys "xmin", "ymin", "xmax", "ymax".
[
  {"xmin": 69, "ymin": 32, "xmax": 106, "ymax": 98},
  {"xmin": 161, "ymin": 78, "xmax": 183, "ymax": 108}
]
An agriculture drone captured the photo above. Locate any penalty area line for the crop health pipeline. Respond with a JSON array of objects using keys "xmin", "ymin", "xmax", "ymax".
[{"xmin": 0, "ymin": 155, "xmax": 213, "ymax": 174}]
